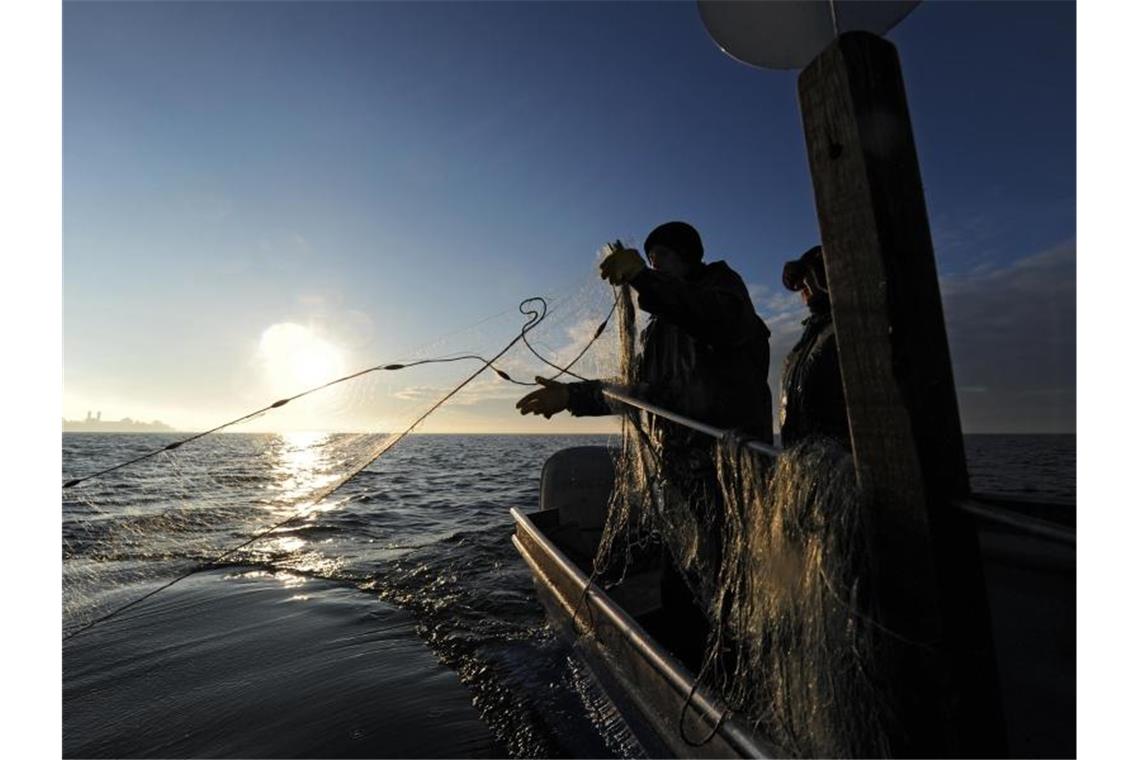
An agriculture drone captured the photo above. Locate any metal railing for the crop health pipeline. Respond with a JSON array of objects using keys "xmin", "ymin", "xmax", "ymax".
[
  {"xmin": 601, "ymin": 385, "xmax": 1076, "ymax": 547},
  {"xmin": 602, "ymin": 385, "xmax": 781, "ymax": 458}
]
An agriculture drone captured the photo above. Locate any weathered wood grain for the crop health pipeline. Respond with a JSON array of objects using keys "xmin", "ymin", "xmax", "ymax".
[{"xmin": 798, "ymin": 30, "xmax": 1006, "ymax": 757}]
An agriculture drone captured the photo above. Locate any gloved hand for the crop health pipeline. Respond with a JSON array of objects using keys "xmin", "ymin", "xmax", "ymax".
[
  {"xmin": 599, "ymin": 246, "xmax": 647, "ymax": 286},
  {"xmin": 516, "ymin": 376, "xmax": 571, "ymax": 418}
]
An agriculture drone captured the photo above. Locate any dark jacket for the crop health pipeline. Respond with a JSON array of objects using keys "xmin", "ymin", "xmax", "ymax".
[
  {"xmin": 779, "ymin": 310, "xmax": 849, "ymax": 448},
  {"xmin": 566, "ymin": 260, "xmax": 773, "ymax": 459}
]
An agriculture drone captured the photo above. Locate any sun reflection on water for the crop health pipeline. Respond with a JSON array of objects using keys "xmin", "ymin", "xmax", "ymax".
[
  {"xmin": 252, "ymin": 432, "xmax": 356, "ymax": 580},
  {"xmin": 267, "ymin": 535, "xmax": 307, "ymax": 554},
  {"xmin": 267, "ymin": 431, "xmax": 342, "ymax": 511}
]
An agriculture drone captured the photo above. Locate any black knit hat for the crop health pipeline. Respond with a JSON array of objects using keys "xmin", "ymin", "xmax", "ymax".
[
  {"xmin": 644, "ymin": 221, "xmax": 704, "ymax": 264},
  {"xmin": 783, "ymin": 245, "xmax": 826, "ymax": 291}
]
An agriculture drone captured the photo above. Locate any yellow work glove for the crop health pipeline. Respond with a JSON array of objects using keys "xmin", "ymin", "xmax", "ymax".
[
  {"xmin": 599, "ymin": 246, "xmax": 647, "ymax": 286},
  {"xmin": 515, "ymin": 376, "xmax": 571, "ymax": 419}
]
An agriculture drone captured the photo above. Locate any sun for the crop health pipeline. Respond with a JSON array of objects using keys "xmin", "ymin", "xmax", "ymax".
[{"xmin": 258, "ymin": 323, "xmax": 347, "ymax": 396}]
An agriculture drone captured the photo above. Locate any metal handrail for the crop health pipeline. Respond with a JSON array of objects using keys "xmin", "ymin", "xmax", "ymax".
[
  {"xmin": 601, "ymin": 385, "xmax": 1076, "ymax": 547},
  {"xmin": 954, "ymin": 498, "xmax": 1075, "ymax": 546},
  {"xmin": 601, "ymin": 385, "xmax": 781, "ymax": 458}
]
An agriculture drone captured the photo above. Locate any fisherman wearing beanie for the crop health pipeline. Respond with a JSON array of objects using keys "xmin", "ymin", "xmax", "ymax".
[
  {"xmin": 518, "ymin": 220, "xmax": 773, "ymax": 446},
  {"xmin": 517, "ymin": 221, "xmax": 773, "ymax": 655}
]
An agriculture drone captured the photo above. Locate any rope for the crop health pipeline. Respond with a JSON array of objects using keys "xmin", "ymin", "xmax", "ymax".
[
  {"xmin": 678, "ymin": 667, "xmax": 729, "ymax": 748},
  {"xmin": 63, "ymin": 294, "xmax": 615, "ymax": 641},
  {"xmin": 61, "ymin": 356, "xmax": 515, "ymax": 490},
  {"xmin": 62, "ymin": 291, "xmax": 617, "ymax": 490},
  {"xmin": 522, "ymin": 286, "xmax": 619, "ymax": 383}
]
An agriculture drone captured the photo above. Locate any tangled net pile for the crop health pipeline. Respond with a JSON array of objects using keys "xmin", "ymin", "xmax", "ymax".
[{"xmin": 595, "ymin": 286, "xmax": 900, "ymax": 757}]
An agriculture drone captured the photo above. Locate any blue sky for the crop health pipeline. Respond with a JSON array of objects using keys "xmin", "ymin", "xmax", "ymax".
[{"xmin": 63, "ymin": 0, "xmax": 1075, "ymax": 434}]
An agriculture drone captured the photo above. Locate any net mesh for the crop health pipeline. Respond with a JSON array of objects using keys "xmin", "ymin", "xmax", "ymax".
[
  {"xmin": 66, "ymin": 251, "xmax": 903, "ymax": 756},
  {"xmin": 62, "ymin": 266, "xmax": 625, "ymax": 638},
  {"xmin": 593, "ymin": 285, "xmax": 899, "ymax": 758}
]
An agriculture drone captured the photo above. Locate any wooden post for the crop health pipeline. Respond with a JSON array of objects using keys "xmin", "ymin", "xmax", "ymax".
[{"xmin": 798, "ymin": 32, "xmax": 1006, "ymax": 756}]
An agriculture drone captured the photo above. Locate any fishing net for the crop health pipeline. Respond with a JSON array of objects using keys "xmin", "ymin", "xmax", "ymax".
[
  {"xmin": 62, "ymin": 424, "xmax": 398, "ymax": 631},
  {"xmin": 707, "ymin": 437, "xmax": 899, "ymax": 757},
  {"xmin": 65, "ymin": 242, "xmax": 902, "ymax": 756},
  {"xmin": 62, "ymin": 258, "xmax": 627, "ymax": 639},
  {"xmin": 594, "ymin": 285, "xmax": 900, "ymax": 758}
]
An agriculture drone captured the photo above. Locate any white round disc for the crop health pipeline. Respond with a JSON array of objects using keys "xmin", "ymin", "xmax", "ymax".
[{"xmin": 697, "ymin": 0, "xmax": 921, "ymax": 70}]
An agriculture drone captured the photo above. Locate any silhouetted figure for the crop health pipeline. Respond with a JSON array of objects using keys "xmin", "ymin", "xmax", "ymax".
[
  {"xmin": 517, "ymin": 221, "xmax": 773, "ymax": 446},
  {"xmin": 779, "ymin": 245, "xmax": 850, "ymax": 448},
  {"xmin": 517, "ymin": 221, "xmax": 772, "ymax": 664}
]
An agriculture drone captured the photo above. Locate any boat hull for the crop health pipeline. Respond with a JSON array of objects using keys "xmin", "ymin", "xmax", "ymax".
[{"xmin": 511, "ymin": 507, "xmax": 777, "ymax": 759}]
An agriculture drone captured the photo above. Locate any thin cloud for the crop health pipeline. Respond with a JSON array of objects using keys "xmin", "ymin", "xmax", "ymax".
[
  {"xmin": 387, "ymin": 244, "xmax": 1075, "ymax": 435},
  {"xmin": 749, "ymin": 282, "xmax": 808, "ymax": 411},
  {"xmin": 392, "ymin": 377, "xmax": 525, "ymax": 407},
  {"xmin": 941, "ymin": 240, "xmax": 1075, "ymax": 433}
]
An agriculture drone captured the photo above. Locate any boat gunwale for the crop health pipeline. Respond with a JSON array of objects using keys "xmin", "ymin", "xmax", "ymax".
[{"xmin": 510, "ymin": 506, "xmax": 776, "ymax": 759}]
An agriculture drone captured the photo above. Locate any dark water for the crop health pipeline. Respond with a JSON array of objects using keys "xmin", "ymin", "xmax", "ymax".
[
  {"xmin": 963, "ymin": 433, "xmax": 1077, "ymax": 502},
  {"xmin": 61, "ymin": 432, "xmax": 1073, "ymax": 758}
]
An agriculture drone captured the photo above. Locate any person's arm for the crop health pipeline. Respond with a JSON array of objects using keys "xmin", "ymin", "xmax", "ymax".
[
  {"xmin": 517, "ymin": 377, "xmax": 616, "ymax": 418},
  {"xmin": 565, "ymin": 379, "xmax": 610, "ymax": 417},
  {"xmin": 630, "ymin": 266, "xmax": 753, "ymax": 348}
]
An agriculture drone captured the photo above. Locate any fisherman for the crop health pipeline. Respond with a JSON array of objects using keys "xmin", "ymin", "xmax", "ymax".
[
  {"xmin": 779, "ymin": 245, "xmax": 850, "ymax": 448},
  {"xmin": 515, "ymin": 221, "xmax": 772, "ymax": 444},
  {"xmin": 516, "ymin": 221, "xmax": 772, "ymax": 661}
]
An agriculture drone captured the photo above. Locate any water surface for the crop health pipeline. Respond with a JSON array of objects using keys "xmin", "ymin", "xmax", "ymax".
[{"xmin": 62, "ymin": 432, "xmax": 1073, "ymax": 757}]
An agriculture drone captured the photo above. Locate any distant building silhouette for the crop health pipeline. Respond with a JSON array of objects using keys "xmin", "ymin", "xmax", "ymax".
[{"xmin": 63, "ymin": 412, "xmax": 174, "ymax": 433}]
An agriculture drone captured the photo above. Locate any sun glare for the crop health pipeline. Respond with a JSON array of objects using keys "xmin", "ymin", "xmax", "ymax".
[{"xmin": 258, "ymin": 323, "xmax": 347, "ymax": 396}]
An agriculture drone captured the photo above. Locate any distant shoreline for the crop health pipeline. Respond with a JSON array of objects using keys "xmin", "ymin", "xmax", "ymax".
[{"xmin": 62, "ymin": 419, "xmax": 174, "ymax": 433}]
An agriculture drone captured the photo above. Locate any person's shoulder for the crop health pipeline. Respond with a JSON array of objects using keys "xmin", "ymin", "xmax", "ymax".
[
  {"xmin": 699, "ymin": 260, "xmax": 746, "ymax": 288},
  {"xmin": 812, "ymin": 312, "xmax": 838, "ymax": 341}
]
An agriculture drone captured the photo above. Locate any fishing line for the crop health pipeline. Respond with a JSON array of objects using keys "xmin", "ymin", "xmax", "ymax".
[
  {"xmin": 678, "ymin": 663, "xmax": 730, "ymax": 748},
  {"xmin": 521, "ymin": 286, "xmax": 619, "ymax": 383},
  {"xmin": 63, "ymin": 292, "xmax": 619, "ymax": 640},
  {"xmin": 61, "ymin": 356, "xmax": 512, "ymax": 490},
  {"xmin": 62, "ymin": 297, "xmax": 614, "ymax": 491},
  {"xmin": 63, "ymin": 247, "xmax": 620, "ymax": 489},
  {"xmin": 393, "ymin": 267, "xmax": 597, "ymax": 357},
  {"xmin": 519, "ymin": 241, "xmax": 627, "ymax": 382}
]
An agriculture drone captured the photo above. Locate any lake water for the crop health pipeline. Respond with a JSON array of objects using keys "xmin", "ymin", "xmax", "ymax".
[{"xmin": 62, "ymin": 432, "xmax": 1074, "ymax": 758}]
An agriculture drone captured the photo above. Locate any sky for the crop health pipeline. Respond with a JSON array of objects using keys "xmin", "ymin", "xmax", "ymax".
[{"xmin": 62, "ymin": 0, "xmax": 1076, "ymax": 434}]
